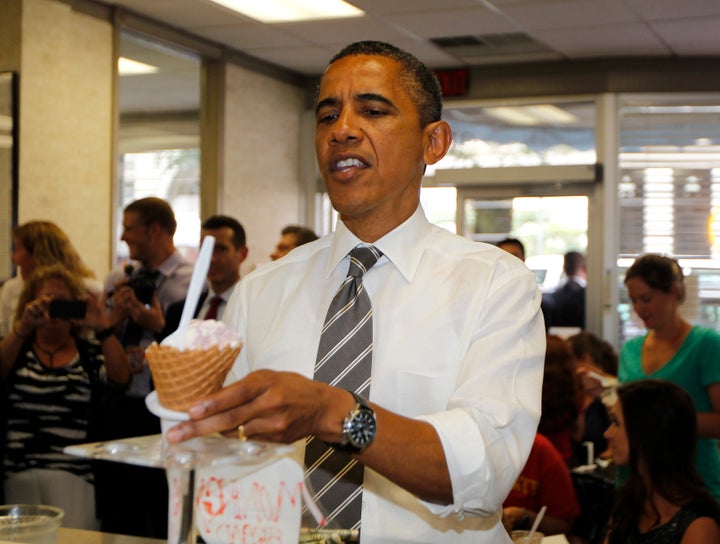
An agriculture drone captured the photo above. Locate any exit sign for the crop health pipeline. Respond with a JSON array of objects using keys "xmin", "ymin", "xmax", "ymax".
[{"xmin": 434, "ymin": 68, "xmax": 470, "ymax": 97}]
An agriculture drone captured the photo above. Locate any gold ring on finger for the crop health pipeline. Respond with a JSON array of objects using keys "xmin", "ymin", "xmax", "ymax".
[{"xmin": 238, "ymin": 425, "xmax": 247, "ymax": 442}]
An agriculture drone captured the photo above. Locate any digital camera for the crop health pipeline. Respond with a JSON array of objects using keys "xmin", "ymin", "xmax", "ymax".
[{"xmin": 124, "ymin": 265, "xmax": 156, "ymax": 305}]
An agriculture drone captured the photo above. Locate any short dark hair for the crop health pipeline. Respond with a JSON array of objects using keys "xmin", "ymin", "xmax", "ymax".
[
  {"xmin": 322, "ymin": 41, "xmax": 443, "ymax": 128},
  {"xmin": 563, "ymin": 251, "xmax": 585, "ymax": 276},
  {"xmin": 125, "ymin": 197, "xmax": 177, "ymax": 236},
  {"xmin": 281, "ymin": 225, "xmax": 318, "ymax": 247},
  {"xmin": 624, "ymin": 254, "xmax": 685, "ymax": 303},
  {"xmin": 202, "ymin": 215, "xmax": 246, "ymax": 249},
  {"xmin": 496, "ymin": 238, "xmax": 525, "ymax": 260},
  {"xmin": 567, "ymin": 331, "xmax": 618, "ymax": 375}
]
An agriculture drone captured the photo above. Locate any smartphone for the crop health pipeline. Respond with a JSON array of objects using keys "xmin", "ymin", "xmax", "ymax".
[{"xmin": 48, "ymin": 299, "xmax": 87, "ymax": 319}]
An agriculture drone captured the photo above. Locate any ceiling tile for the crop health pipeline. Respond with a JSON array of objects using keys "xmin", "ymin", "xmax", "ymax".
[
  {"xmin": 242, "ymin": 45, "xmax": 337, "ymax": 75},
  {"xmin": 501, "ymin": 0, "xmax": 639, "ymax": 31},
  {"xmin": 113, "ymin": 0, "xmax": 255, "ymax": 28},
  {"xmin": 191, "ymin": 22, "xmax": 307, "ymax": 50},
  {"xmin": 275, "ymin": 16, "xmax": 411, "ymax": 45},
  {"xmin": 625, "ymin": 0, "xmax": 720, "ymax": 21},
  {"xmin": 349, "ymin": 0, "xmax": 483, "ymax": 14},
  {"xmin": 650, "ymin": 17, "xmax": 720, "ymax": 46},
  {"xmin": 534, "ymin": 22, "xmax": 671, "ymax": 57},
  {"xmin": 384, "ymin": 7, "xmax": 517, "ymax": 39}
]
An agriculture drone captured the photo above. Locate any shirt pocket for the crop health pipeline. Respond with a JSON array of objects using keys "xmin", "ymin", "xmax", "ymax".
[{"xmin": 395, "ymin": 369, "xmax": 457, "ymax": 417}]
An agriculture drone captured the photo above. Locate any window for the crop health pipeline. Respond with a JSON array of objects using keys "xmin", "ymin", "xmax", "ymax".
[
  {"xmin": 116, "ymin": 32, "xmax": 201, "ymax": 262},
  {"xmin": 618, "ymin": 94, "xmax": 720, "ymax": 342}
]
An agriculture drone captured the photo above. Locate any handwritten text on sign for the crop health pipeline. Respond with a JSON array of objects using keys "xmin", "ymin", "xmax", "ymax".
[{"xmin": 170, "ymin": 457, "xmax": 304, "ymax": 544}]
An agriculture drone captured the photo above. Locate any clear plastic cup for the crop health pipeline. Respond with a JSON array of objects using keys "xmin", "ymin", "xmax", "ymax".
[
  {"xmin": 511, "ymin": 530, "xmax": 544, "ymax": 543},
  {"xmin": 0, "ymin": 504, "xmax": 64, "ymax": 544}
]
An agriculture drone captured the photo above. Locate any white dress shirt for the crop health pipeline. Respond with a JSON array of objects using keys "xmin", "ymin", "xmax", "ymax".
[{"xmin": 224, "ymin": 206, "xmax": 545, "ymax": 543}]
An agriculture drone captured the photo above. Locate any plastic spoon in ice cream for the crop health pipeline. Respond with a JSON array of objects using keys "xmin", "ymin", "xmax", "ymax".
[{"xmin": 178, "ymin": 235, "xmax": 215, "ymax": 332}]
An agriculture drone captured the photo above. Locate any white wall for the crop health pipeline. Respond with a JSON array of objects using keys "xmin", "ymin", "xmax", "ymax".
[
  {"xmin": 18, "ymin": 0, "xmax": 114, "ymax": 278},
  {"xmin": 222, "ymin": 63, "xmax": 305, "ymax": 273}
]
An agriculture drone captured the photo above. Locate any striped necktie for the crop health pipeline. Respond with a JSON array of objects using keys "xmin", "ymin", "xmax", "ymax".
[{"xmin": 304, "ymin": 245, "xmax": 382, "ymax": 531}]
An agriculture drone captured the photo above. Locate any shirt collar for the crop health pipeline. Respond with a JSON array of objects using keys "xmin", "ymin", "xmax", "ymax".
[
  {"xmin": 326, "ymin": 206, "xmax": 433, "ymax": 282},
  {"xmin": 207, "ymin": 281, "xmax": 238, "ymax": 301},
  {"xmin": 154, "ymin": 250, "xmax": 186, "ymax": 278}
]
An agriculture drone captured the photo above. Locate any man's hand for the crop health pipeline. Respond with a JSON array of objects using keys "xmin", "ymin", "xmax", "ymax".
[
  {"xmin": 166, "ymin": 369, "xmax": 351, "ymax": 444},
  {"xmin": 110, "ymin": 281, "xmax": 164, "ymax": 334},
  {"xmin": 108, "ymin": 281, "xmax": 134, "ymax": 324}
]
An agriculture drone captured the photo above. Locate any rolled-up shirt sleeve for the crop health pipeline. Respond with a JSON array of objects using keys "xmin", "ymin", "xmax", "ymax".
[{"xmin": 416, "ymin": 264, "xmax": 545, "ymax": 517}]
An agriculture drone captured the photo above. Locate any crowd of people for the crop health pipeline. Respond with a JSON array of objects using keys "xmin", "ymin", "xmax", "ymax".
[
  {"xmin": 0, "ymin": 208, "xmax": 318, "ymax": 536},
  {"xmin": 2, "ymin": 40, "xmax": 720, "ymax": 544}
]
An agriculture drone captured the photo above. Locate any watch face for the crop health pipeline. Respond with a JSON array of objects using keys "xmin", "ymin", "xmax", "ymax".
[{"xmin": 348, "ymin": 409, "xmax": 376, "ymax": 448}]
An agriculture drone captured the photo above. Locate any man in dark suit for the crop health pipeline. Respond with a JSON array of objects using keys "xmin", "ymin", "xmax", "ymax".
[
  {"xmin": 161, "ymin": 215, "xmax": 248, "ymax": 338},
  {"xmin": 542, "ymin": 251, "xmax": 586, "ymax": 331}
]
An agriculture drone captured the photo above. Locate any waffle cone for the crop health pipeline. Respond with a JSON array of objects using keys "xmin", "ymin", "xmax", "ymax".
[{"xmin": 145, "ymin": 342, "xmax": 242, "ymax": 412}]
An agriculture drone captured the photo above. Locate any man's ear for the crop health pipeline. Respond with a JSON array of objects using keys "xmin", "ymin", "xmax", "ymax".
[
  {"xmin": 146, "ymin": 221, "xmax": 162, "ymax": 239},
  {"xmin": 423, "ymin": 120, "xmax": 452, "ymax": 166}
]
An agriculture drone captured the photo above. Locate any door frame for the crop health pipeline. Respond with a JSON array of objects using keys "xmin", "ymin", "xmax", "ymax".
[{"xmin": 428, "ymin": 164, "xmax": 605, "ymax": 336}]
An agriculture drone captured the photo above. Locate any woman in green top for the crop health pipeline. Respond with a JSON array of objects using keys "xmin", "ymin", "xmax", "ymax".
[{"xmin": 619, "ymin": 254, "xmax": 720, "ymax": 503}]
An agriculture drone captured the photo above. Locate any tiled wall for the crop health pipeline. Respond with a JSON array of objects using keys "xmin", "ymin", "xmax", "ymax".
[
  {"xmin": 17, "ymin": 0, "xmax": 114, "ymax": 278},
  {"xmin": 222, "ymin": 63, "xmax": 305, "ymax": 273}
]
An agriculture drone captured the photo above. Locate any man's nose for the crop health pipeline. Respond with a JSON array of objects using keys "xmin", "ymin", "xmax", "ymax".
[{"xmin": 330, "ymin": 110, "xmax": 361, "ymax": 144}]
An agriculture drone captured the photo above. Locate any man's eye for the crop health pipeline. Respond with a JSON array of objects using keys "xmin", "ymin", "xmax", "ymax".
[
  {"xmin": 364, "ymin": 108, "xmax": 386, "ymax": 117},
  {"xmin": 317, "ymin": 111, "xmax": 338, "ymax": 124}
]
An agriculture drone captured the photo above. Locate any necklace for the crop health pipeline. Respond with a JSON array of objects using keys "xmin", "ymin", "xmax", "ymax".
[{"xmin": 33, "ymin": 339, "xmax": 73, "ymax": 368}]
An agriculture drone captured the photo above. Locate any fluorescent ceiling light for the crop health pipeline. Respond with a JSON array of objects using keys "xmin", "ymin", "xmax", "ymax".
[
  {"xmin": 484, "ymin": 105, "xmax": 579, "ymax": 126},
  {"xmin": 118, "ymin": 57, "xmax": 159, "ymax": 76},
  {"xmin": 208, "ymin": 0, "xmax": 364, "ymax": 22}
]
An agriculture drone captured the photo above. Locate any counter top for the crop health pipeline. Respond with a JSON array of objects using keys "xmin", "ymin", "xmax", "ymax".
[{"xmin": 58, "ymin": 527, "xmax": 164, "ymax": 544}]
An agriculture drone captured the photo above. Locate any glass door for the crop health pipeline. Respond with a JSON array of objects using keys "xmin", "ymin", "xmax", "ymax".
[
  {"xmin": 460, "ymin": 192, "xmax": 589, "ymax": 293},
  {"xmin": 457, "ymin": 181, "xmax": 591, "ymax": 291}
]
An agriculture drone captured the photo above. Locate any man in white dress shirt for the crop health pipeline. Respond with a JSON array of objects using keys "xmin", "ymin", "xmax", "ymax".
[{"xmin": 167, "ymin": 41, "xmax": 545, "ymax": 543}]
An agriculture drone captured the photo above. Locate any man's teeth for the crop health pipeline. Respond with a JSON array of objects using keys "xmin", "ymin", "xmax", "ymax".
[{"xmin": 336, "ymin": 158, "xmax": 364, "ymax": 169}]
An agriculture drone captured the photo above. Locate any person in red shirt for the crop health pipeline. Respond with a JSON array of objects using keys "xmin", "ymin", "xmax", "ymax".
[{"xmin": 504, "ymin": 433, "xmax": 581, "ymax": 536}]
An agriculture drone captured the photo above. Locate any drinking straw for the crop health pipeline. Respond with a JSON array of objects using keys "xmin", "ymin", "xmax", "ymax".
[{"xmin": 528, "ymin": 505, "xmax": 547, "ymax": 540}]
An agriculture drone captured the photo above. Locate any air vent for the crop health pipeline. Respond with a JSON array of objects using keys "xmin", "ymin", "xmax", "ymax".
[{"xmin": 431, "ymin": 33, "xmax": 560, "ymax": 64}]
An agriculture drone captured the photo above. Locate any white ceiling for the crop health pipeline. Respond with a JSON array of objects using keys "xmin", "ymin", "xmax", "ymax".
[{"xmin": 105, "ymin": 0, "xmax": 720, "ymax": 76}]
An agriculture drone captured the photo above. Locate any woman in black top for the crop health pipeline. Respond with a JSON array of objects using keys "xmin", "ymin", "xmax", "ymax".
[{"xmin": 604, "ymin": 379, "xmax": 720, "ymax": 543}]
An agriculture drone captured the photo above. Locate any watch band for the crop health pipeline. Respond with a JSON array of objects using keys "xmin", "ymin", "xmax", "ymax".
[
  {"xmin": 95, "ymin": 326, "xmax": 115, "ymax": 341},
  {"xmin": 329, "ymin": 390, "xmax": 375, "ymax": 454}
]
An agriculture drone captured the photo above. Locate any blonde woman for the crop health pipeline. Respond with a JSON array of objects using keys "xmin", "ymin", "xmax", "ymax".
[{"xmin": 0, "ymin": 221, "xmax": 101, "ymax": 337}]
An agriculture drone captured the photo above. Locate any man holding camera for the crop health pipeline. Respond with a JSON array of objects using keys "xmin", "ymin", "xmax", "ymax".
[
  {"xmin": 103, "ymin": 196, "xmax": 193, "ymax": 400},
  {"xmin": 98, "ymin": 196, "xmax": 192, "ymax": 538}
]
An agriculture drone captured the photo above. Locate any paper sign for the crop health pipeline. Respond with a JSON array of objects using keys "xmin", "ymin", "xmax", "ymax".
[{"xmin": 180, "ymin": 457, "xmax": 304, "ymax": 544}]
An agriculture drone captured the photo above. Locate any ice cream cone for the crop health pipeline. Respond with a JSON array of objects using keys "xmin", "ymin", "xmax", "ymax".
[{"xmin": 146, "ymin": 342, "xmax": 241, "ymax": 412}]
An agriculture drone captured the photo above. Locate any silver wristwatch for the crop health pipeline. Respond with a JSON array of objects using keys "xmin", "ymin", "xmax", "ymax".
[{"xmin": 332, "ymin": 391, "xmax": 376, "ymax": 454}]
